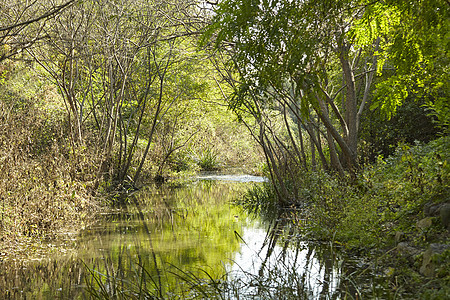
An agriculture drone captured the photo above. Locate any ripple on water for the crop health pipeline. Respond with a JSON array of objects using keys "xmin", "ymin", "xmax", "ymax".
[{"xmin": 195, "ymin": 174, "xmax": 268, "ymax": 183}]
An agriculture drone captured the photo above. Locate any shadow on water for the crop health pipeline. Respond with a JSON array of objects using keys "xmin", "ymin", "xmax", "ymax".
[{"xmin": 0, "ymin": 175, "xmax": 393, "ymax": 299}]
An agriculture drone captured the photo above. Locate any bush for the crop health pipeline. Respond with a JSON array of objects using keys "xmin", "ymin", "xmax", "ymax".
[
  {"xmin": 240, "ymin": 136, "xmax": 449, "ymax": 249},
  {"xmin": 236, "ymin": 136, "xmax": 449, "ymax": 296}
]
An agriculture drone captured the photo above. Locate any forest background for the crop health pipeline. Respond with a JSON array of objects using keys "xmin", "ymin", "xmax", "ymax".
[{"xmin": 0, "ymin": 0, "xmax": 448, "ymax": 297}]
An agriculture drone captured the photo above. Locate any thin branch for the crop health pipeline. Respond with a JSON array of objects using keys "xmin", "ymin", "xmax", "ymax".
[{"xmin": 0, "ymin": 0, "xmax": 77, "ymax": 33}]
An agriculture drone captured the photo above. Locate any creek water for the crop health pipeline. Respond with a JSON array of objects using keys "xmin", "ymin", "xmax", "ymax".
[{"xmin": 0, "ymin": 174, "xmax": 389, "ymax": 299}]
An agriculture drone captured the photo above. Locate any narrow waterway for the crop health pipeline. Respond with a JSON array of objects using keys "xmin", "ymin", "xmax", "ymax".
[{"xmin": 0, "ymin": 175, "xmax": 390, "ymax": 299}]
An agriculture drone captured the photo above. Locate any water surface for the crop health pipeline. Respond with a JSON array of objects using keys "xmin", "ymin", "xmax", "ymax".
[{"xmin": 0, "ymin": 175, "xmax": 385, "ymax": 299}]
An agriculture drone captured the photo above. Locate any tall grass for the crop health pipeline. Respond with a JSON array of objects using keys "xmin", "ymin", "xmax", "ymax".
[{"xmin": 235, "ymin": 183, "xmax": 280, "ymax": 221}]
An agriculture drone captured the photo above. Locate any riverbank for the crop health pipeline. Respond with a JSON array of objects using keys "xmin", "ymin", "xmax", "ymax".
[
  {"xmin": 239, "ymin": 136, "xmax": 449, "ymax": 298},
  {"xmin": 0, "ymin": 117, "xmax": 97, "ymax": 262},
  {"xmin": 0, "ymin": 74, "xmax": 262, "ymax": 264}
]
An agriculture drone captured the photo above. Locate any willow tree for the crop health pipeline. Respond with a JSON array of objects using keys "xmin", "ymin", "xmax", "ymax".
[
  {"xmin": 205, "ymin": 0, "xmax": 448, "ymax": 174},
  {"xmin": 204, "ymin": 0, "xmax": 381, "ymax": 183}
]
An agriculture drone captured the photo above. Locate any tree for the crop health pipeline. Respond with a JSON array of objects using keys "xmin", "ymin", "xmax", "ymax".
[
  {"xmin": 204, "ymin": 0, "xmax": 448, "ymax": 202},
  {"xmin": 26, "ymin": 0, "xmax": 211, "ymax": 188},
  {"xmin": 0, "ymin": 0, "xmax": 76, "ymax": 62},
  {"xmin": 205, "ymin": 0, "xmax": 381, "ymax": 175},
  {"xmin": 206, "ymin": 0, "xmax": 448, "ymax": 166}
]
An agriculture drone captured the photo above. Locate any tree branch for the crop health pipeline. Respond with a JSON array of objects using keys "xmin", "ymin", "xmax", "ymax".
[{"xmin": 0, "ymin": 0, "xmax": 76, "ymax": 33}]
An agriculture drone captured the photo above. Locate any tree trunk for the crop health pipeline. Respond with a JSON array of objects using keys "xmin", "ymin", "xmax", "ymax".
[{"xmin": 339, "ymin": 46, "xmax": 358, "ymax": 166}]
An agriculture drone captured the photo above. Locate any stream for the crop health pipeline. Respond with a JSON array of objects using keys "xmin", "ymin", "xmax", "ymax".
[{"xmin": 0, "ymin": 174, "xmax": 391, "ymax": 299}]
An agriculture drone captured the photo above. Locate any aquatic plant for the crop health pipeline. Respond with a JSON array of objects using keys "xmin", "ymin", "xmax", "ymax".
[{"xmin": 196, "ymin": 147, "xmax": 221, "ymax": 171}]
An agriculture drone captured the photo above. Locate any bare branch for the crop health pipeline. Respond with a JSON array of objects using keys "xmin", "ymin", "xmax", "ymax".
[{"xmin": 0, "ymin": 0, "xmax": 76, "ymax": 33}]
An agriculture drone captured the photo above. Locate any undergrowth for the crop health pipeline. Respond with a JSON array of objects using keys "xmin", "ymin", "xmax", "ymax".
[
  {"xmin": 0, "ymin": 67, "xmax": 99, "ymax": 260},
  {"xmin": 238, "ymin": 136, "xmax": 450, "ymax": 298}
]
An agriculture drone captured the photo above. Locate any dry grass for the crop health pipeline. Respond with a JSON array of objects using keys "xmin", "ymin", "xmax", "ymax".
[{"xmin": 0, "ymin": 99, "xmax": 100, "ymax": 260}]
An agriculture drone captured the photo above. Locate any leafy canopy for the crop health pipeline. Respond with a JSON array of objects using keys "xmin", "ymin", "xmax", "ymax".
[{"xmin": 205, "ymin": 0, "xmax": 449, "ymax": 125}]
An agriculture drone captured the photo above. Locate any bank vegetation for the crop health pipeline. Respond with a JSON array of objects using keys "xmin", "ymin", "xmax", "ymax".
[{"xmin": 0, "ymin": 0, "xmax": 449, "ymax": 297}]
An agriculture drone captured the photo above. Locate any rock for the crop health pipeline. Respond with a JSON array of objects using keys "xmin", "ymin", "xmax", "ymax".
[
  {"xmin": 416, "ymin": 217, "xmax": 433, "ymax": 230},
  {"xmin": 424, "ymin": 202, "xmax": 442, "ymax": 217},
  {"xmin": 397, "ymin": 242, "xmax": 420, "ymax": 257},
  {"xmin": 420, "ymin": 243, "xmax": 450, "ymax": 277},
  {"xmin": 424, "ymin": 202, "xmax": 450, "ymax": 229},
  {"xmin": 439, "ymin": 203, "xmax": 450, "ymax": 230}
]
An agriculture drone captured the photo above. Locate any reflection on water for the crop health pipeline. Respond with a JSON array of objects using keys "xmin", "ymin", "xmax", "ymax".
[
  {"xmin": 0, "ymin": 175, "xmax": 385, "ymax": 299},
  {"xmin": 229, "ymin": 223, "xmax": 341, "ymax": 299}
]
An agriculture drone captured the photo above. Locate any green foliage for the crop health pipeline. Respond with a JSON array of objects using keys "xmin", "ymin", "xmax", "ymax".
[
  {"xmin": 331, "ymin": 137, "xmax": 448, "ymax": 248},
  {"xmin": 364, "ymin": 0, "xmax": 450, "ymax": 125},
  {"xmin": 370, "ymin": 75, "xmax": 409, "ymax": 118},
  {"xmin": 204, "ymin": 0, "xmax": 351, "ymax": 104},
  {"xmin": 350, "ymin": 2, "xmax": 400, "ymax": 49},
  {"xmin": 237, "ymin": 183, "xmax": 278, "ymax": 221},
  {"xmin": 196, "ymin": 147, "xmax": 220, "ymax": 171},
  {"xmin": 238, "ymin": 136, "xmax": 449, "ymax": 296},
  {"xmin": 205, "ymin": 0, "xmax": 448, "ymax": 182},
  {"xmin": 360, "ymin": 96, "xmax": 440, "ymax": 162},
  {"xmin": 242, "ymin": 136, "xmax": 449, "ymax": 247},
  {"xmin": 421, "ymin": 285, "xmax": 450, "ymax": 300}
]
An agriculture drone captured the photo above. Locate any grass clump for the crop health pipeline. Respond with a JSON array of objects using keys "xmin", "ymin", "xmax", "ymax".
[{"xmin": 193, "ymin": 147, "xmax": 221, "ymax": 171}]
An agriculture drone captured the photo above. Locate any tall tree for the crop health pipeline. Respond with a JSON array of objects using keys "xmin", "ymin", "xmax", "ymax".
[
  {"xmin": 205, "ymin": 0, "xmax": 382, "ymax": 174},
  {"xmin": 205, "ymin": 0, "xmax": 449, "ymax": 173}
]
